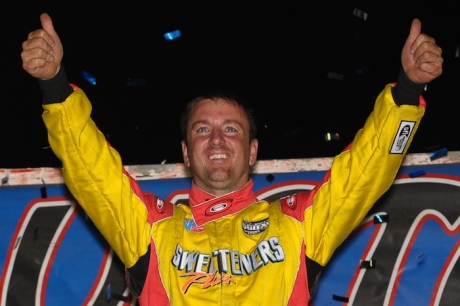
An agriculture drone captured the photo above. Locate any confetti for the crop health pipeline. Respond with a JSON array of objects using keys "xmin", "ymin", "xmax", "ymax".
[
  {"xmin": 106, "ymin": 284, "xmax": 112, "ymax": 301},
  {"xmin": 333, "ymin": 294, "xmax": 349, "ymax": 302},
  {"xmin": 40, "ymin": 186, "xmax": 47, "ymax": 198},
  {"xmin": 373, "ymin": 214, "xmax": 388, "ymax": 224},
  {"xmin": 164, "ymin": 29, "xmax": 181, "ymax": 41},
  {"xmin": 409, "ymin": 170, "xmax": 426, "ymax": 178},
  {"xmin": 81, "ymin": 70, "xmax": 97, "ymax": 85},
  {"xmin": 429, "ymin": 148, "xmax": 448, "ymax": 161},
  {"xmin": 360, "ymin": 260, "xmax": 376, "ymax": 269}
]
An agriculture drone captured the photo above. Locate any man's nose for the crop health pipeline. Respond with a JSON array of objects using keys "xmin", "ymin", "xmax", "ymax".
[{"xmin": 210, "ymin": 129, "xmax": 225, "ymax": 146}]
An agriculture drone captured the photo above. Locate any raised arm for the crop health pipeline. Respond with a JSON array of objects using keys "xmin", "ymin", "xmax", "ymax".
[
  {"xmin": 21, "ymin": 13, "xmax": 154, "ymax": 269},
  {"xmin": 304, "ymin": 18, "xmax": 444, "ymax": 285}
]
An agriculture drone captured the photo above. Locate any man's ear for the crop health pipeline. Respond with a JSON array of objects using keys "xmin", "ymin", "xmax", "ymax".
[
  {"xmin": 181, "ymin": 140, "xmax": 190, "ymax": 167},
  {"xmin": 249, "ymin": 139, "xmax": 258, "ymax": 166}
]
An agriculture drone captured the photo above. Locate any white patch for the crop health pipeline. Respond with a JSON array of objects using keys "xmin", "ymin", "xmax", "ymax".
[
  {"xmin": 390, "ymin": 121, "xmax": 416, "ymax": 154},
  {"xmin": 210, "ymin": 203, "xmax": 228, "ymax": 212}
]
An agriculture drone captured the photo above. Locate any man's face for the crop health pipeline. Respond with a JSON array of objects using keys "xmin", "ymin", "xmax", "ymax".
[{"xmin": 181, "ymin": 98, "xmax": 258, "ymax": 196}]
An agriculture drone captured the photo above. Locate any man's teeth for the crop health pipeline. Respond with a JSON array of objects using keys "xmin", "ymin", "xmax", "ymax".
[{"xmin": 210, "ymin": 154, "xmax": 227, "ymax": 160}]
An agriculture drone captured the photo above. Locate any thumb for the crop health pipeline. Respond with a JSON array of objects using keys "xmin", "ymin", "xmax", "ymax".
[
  {"xmin": 406, "ymin": 18, "xmax": 422, "ymax": 54},
  {"xmin": 40, "ymin": 13, "xmax": 55, "ymax": 33},
  {"xmin": 38, "ymin": 12, "xmax": 63, "ymax": 78},
  {"xmin": 40, "ymin": 13, "xmax": 60, "ymax": 42}
]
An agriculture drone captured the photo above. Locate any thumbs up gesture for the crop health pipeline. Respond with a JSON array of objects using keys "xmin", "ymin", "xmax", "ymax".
[
  {"xmin": 21, "ymin": 13, "xmax": 63, "ymax": 80},
  {"xmin": 401, "ymin": 18, "xmax": 443, "ymax": 84}
]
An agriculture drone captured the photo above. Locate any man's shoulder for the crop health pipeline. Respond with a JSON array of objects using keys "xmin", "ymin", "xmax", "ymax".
[{"xmin": 269, "ymin": 191, "xmax": 313, "ymax": 221}]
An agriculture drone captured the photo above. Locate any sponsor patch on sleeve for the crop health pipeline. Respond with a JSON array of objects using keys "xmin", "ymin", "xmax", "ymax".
[{"xmin": 390, "ymin": 121, "xmax": 415, "ymax": 154}]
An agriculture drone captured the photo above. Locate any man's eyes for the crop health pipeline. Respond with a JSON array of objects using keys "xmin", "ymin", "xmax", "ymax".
[
  {"xmin": 197, "ymin": 126, "xmax": 208, "ymax": 133},
  {"xmin": 225, "ymin": 126, "xmax": 238, "ymax": 132},
  {"xmin": 196, "ymin": 126, "xmax": 238, "ymax": 133}
]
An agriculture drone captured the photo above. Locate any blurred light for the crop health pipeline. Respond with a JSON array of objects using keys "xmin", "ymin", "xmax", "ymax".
[
  {"xmin": 327, "ymin": 72, "xmax": 344, "ymax": 81},
  {"xmin": 81, "ymin": 70, "xmax": 97, "ymax": 85},
  {"xmin": 355, "ymin": 65, "xmax": 372, "ymax": 74},
  {"xmin": 127, "ymin": 78, "xmax": 146, "ymax": 87},
  {"xmin": 456, "ymin": 45, "xmax": 459, "ymax": 58},
  {"xmin": 352, "ymin": 8, "xmax": 368, "ymax": 21},
  {"xmin": 325, "ymin": 132, "xmax": 340, "ymax": 141},
  {"xmin": 164, "ymin": 29, "xmax": 181, "ymax": 41}
]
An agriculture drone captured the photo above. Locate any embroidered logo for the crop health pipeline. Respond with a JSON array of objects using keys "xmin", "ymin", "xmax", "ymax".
[
  {"xmin": 204, "ymin": 199, "xmax": 233, "ymax": 216},
  {"xmin": 242, "ymin": 218, "xmax": 269, "ymax": 235},
  {"xmin": 171, "ymin": 237, "xmax": 285, "ymax": 292},
  {"xmin": 180, "ymin": 271, "xmax": 236, "ymax": 293},
  {"xmin": 209, "ymin": 203, "xmax": 228, "ymax": 213},
  {"xmin": 155, "ymin": 198, "xmax": 165, "ymax": 213},
  {"xmin": 184, "ymin": 218, "xmax": 204, "ymax": 232},
  {"xmin": 390, "ymin": 121, "xmax": 415, "ymax": 154},
  {"xmin": 280, "ymin": 194, "xmax": 297, "ymax": 210}
]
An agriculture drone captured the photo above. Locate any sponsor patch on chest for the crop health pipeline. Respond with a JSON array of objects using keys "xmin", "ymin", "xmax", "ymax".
[
  {"xmin": 242, "ymin": 218, "xmax": 269, "ymax": 234},
  {"xmin": 184, "ymin": 218, "xmax": 204, "ymax": 232}
]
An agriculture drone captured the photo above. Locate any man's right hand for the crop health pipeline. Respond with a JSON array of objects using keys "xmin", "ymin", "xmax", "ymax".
[
  {"xmin": 21, "ymin": 13, "xmax": 63, "ymax": 80},
  {"xmin": 401, "ymin": 18, "xmax": 443, "ymax": 84}
]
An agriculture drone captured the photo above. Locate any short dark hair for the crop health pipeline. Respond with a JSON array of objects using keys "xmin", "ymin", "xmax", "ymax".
[{"xmin": 180, "ymin": 89, "xmax": 257, "ymax": 144}]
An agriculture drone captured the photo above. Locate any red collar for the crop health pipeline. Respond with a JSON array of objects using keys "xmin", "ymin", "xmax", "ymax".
[{"xmin": 189, "ymin": 180, "xmax": 257, "ymax": 226}]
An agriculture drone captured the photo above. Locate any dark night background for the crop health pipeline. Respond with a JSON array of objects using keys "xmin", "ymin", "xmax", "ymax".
[{"xmin": 2, "ymin": 1, "xmax": 459, "ymax": 169}]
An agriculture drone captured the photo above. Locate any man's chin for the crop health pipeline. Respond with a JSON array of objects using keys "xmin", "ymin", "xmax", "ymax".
[{"xmin": 209, "ymin": 173, "xmax": 230, "ymax": 183}]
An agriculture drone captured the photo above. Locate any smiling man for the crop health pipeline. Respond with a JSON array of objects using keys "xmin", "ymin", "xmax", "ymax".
[
  {"xmin": 181, "ymin": 96, "xmax": 258, "ymax": 195},
  {"xmin": 21, "ymin": 13, "xmax": 442, "ymax": 305}
]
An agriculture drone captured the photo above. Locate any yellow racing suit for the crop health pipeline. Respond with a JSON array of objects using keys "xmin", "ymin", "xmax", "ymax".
[{"xmin": 40, "ymin": 67, "xmax": 425, "ymax": 305}]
